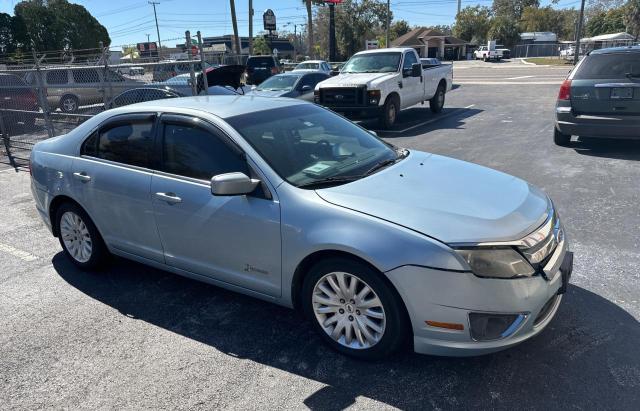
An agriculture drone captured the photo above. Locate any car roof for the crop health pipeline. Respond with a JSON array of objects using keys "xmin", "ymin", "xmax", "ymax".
[
  {"xmin": 354, "ymin": 48, "xmax": 408, "ymax": 55},
  {"xmin": 590, "ymin": 45, "xmax": 640, "ymax": 55},
  {"xmin": 297, "ymin": 60, "xmax": 325, "ymax": 63},
  {"xmin": 127, "ymin": 95, "xmax": 307, "ymax": 118}
]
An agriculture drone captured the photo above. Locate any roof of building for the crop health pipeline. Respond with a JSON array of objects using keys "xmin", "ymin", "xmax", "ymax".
[
  {"xmin": 581, "ymin": 32, "xmax": 635, "ymax": 42},
  {"xmin": 445, "ymin": 36, "xmax": 467, "ymax": 45},
  {"xmin": 391, "ymin": 27, "xmax": 447, "ymax": 47}
]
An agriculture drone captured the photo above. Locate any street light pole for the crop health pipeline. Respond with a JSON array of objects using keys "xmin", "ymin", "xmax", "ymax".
[
  {"xmin": 574, "ymin": 0, "xmax": 586, "ymax": 65},
  {"xmin": 248, "ymin": 0, "xmax": 254, "ymax": 55},
  {"xmin": 149, "ymin": 1, "xmax": 162, "ymax": 59},
  {"xmin": 329, "ymin": 3, "xmax": 336, "ymax": 61},
  {"xmin": 386, "ymin": 0, "xmax": 390, "ymax": 48}
]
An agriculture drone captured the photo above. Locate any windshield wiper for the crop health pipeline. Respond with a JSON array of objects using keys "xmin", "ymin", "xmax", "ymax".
[
  {"xmin": 297, "ymin": 175, "xmax": 363, "ymax": 189},
  {"xmin": 364, "ymin": 150, "xmax": 407, "ymax": 176}
]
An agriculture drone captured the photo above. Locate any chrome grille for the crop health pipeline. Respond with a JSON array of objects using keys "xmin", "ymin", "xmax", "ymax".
[{"xmin": 320, "ymin": 87, "xmax": 366, "ymax": 107}]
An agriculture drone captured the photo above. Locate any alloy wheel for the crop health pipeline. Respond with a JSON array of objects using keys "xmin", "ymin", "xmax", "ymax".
[
  {"xmin": 60, "ymin": 211, "xmax": 92, "ymax": 263},
  {"xmin": 312, "ymin": 272, "xmax": 386, "ymax": 349},
  {"xmin": 62, "ymin": 97, "xmax": 77, "ymax": 112}
]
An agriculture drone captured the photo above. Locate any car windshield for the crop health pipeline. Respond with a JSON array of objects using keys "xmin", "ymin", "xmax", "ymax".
[
  {"xmin": 256, "ymin": 75, "xmax": 300, "ymax": 91},
  {"xmin": 342, "ymin": 53, "xmax": 401, "ymax": 73},
  {"xmin": 573, "ymin": 53, "xmax": 640, "ymax": 79},
  {"xmin": 295, "ymin": 62, "xmax": 319, "ymax": 70},
  {"xmin": 226, "ymin": 104, "xmax": 401, "ymax": 188}
]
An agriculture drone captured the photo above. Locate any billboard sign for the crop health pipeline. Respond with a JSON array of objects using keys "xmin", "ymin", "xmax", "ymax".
[
  {"xmin": 263, "ymin": 9, "xmax": 276, "ymax": 31},
  {"xmin": 136, "ymin": 42, "xmax": 158, "ymax": 58}
]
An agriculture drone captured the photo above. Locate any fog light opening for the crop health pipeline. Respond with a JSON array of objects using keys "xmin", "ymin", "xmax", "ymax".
[{"xmin": 468, "ymin": 313, "xmax": 527, "ymax": 341}]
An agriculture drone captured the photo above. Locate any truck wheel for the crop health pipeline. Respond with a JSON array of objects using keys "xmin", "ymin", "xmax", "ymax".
[
  {"xmin": 554, "ymin": 128, "xmax": 571, "ymax": 146},
  {"xmin": 430, "ymin": 84, "xmax": 445, "ymax": 113},
  {"xmin": 379, "ymin": 95, "xmax": 399, "ymax": 129},
  {"xmin": 483, "ymin": 55, "xmax": 488, "ymax": 62}
]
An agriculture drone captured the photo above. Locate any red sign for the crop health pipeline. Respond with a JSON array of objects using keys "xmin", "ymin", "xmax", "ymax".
[{"xmin": 191, "ymin": 45, "xmax": 198, "ymax": 56}]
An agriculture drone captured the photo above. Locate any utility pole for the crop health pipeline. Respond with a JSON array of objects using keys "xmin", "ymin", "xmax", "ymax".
[
  {"xmin": 329, "ymin": 2, "xmax": 336, "ymax": 61},
  {"xmin": 574, "ymin": 0, "xmax": 586, "ymax": 65},
  {"xmin": 457, "ymin": 0, "xmax": 461, "ymax": 15},
  {"xmin": 149, "ymin": 2, "xmax": 162, "ymax": 59},
  {"xmin": 386, "ymin": 0, "xmax": 390, "ymax": 48},
  {"xmin": 248, "ymin": 0, "xmax": 254, "ymax": 55},
  {"xmin": 146, "ymin": 33, "xmax": 150, "ymax": 43}
]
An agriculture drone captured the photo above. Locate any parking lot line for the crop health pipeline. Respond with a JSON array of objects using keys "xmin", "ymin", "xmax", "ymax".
[
  {"xmin": 507, "ymin": 75, "xmax": 535, "ymax": 80},
  {"xmin": 0, "ymin": 242, "xmax": 39, "ymax": 262},
  {"xmin": 377, "ymin": 104, "xmax": 475, "ymax": 134},
  {"xmin": 454, "ymin": 81, "xmax": 562, "ymax": 85}
]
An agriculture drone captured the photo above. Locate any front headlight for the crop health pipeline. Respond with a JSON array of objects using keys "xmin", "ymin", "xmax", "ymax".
[{"xmin": 455, "ymin": 247, "xmax": 535, "ymax": 279}]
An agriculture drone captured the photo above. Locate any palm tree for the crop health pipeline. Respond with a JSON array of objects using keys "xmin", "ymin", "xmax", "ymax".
[
  {"xmin": 303, "ymin": 0, "xmax": 314, "ymax": 57},
  {"xmin": 229, "ymin": 0, "xmax": 241, "ymax": 54}
]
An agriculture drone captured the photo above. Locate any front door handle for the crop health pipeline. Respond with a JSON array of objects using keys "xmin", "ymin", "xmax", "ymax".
[
  {"xmin": 155, "ymin": 192, "xmax": 182, "ymax": 204},
  {"xmin": 73, "ymin": 172, "xmax": 91, "ymax": 182}
]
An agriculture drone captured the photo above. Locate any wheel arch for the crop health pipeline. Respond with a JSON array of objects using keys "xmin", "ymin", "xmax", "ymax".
[
  {"xmin": 49, "ymin": 195, "xmax": 88, "ymax": 237},
  {"xmin": 384, "ymin": 91, "xmax": 400, "ymax": 106}
]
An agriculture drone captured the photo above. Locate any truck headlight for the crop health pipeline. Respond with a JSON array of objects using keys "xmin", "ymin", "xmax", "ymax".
[
  {"xmin": 455, "ymin": 247, "xmax": 535, "ymax": 279},
  {"xmin": 367, "ymin": 90, "xmax": 380, "ymax": 105}
]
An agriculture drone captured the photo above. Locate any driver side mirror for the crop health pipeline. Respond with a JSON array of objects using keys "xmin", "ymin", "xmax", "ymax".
[
  {"xmin": 411, "ymin": 63, "xmax": 422, "ymax": 77},
  {"xmin": 211, "ymin": 172, "xmax": 260, "ymax": 196},
  {"xmin": 301, "ymin": 85, "xmax": 312, "ymax": 92}
]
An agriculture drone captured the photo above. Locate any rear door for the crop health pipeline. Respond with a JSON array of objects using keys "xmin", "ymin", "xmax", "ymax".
[{"xmin": 570, "ymin": 52, "xmax": 640, "ymax": 115}]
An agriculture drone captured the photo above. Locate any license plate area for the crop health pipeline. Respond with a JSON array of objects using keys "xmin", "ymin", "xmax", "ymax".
[{"xmin": 610, "ymin": 87, "xmax": 633, "ymax": 99}]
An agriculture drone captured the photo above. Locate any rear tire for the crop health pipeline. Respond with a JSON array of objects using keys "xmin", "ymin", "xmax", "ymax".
[
  {"xmin": 60, "ymin": 94, "xmax": 79, "ymax": 113},
  {"xmin": 554, "ymin": 127, "xmax": 572, "ymax": 146},
  {"xmin": 379, "ymin": 95, "xmax": 399, "ymax": 129},
  {"xmin": 430, "ymin": 84, "xmax": 445, "ymax": 113},
  {"xmin": 55, "ymin": 202, "xmax": 109, "ymax": 270},
  {"xmin": 302, "ymin": 258, "xmax": 409, "ymax": 360}
]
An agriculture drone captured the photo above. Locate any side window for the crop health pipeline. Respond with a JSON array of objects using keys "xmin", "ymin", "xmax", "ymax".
[
  {"xmin": 314, "ymin": 73, "xmax": 329, "ymax": 86},
  {"xmin": 299, "ymin": 74, "xmax": 314, "ymax": 89},
  {"xmin": 81, "ymin": 132, "xmax": 98, "ymax": 157},
  {"xmin": 72, "ymin": 69, "xmax": 100, "ymax": 84},
  {"xmin": 113, "ymin": 90, "xmax": 140, "ymax": 107},
  {"xmin": 97, "ymin": 120, "xmax": 154, "ymax": 167},
  {"xmin": 161, "ymin": 121, "xmax": 248, "ymax": 180},
  {"xmin": 46, "ymin": 70, "xmax": 68, "ymax": 85},
  {"xmin": 403, "ymin": 52, "xmax": 418, "ymax": 70}
]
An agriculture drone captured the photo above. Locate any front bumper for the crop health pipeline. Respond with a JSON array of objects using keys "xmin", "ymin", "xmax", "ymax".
[
  {"xmin": 556, "ymin": 107, "xmax": 640, "ymax": 139},
  {"xmin": 386, "ymin": 241, "xmax": 573, "ymax": 356},
  {"xmin": 320, "ymin": 104, "xmax": 383, "ymax": 119}
]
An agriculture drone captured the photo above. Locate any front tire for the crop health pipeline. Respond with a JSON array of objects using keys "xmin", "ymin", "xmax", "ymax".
[
  {"xmin": 302, "ymin": 258, "xmax": 408, "ymax": 360},
  {"xmin": 379, "ymin": 95, "xmax": 399, "ymax": 129},
  {"xmin": 554, "ymin": 127, "xmax": 571, "ymax": 146},
  {"xmin": 56, "ymin": 202, "xmax": 109, "ymax": 270},
  {"xmin": 60, "ymin": 94, "xmax": 79, "ymax": 113},
  {"xmin": 430, "ymin": 84, "xmax": 445, "ymax": 113}
]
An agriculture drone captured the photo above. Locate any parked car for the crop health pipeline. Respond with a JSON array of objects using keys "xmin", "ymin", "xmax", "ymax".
[
  {"xmin": 554, "ymin": 46, "xmax": 640, "ymax": 146},
  {"xmin": 30, "ymin": 95, "xmax": 573, "ymax": 359},
  {"xmin": 152, "ymin": 60, "xmax": 206, "ymax": 82},
  {"xmin": 293, "ymin": 60, "xmax": 332, "ymax": 75},
  {"xmin": 245, "ymin": 72, "xmax": 329, "ymax": 101},
  {"xmin": 126, "ymin": 66, "xmax": 145, "ymax": 76},
  {"xmin": 0, "ymin": 73, "xmax": 39, "ymax": 129},
  {"xmin": 315, "ymin": 48, "xmax": 453, "ymax": 128},
  {"xmin": 474, "ymin": 46, "xmax": 500, "ymax": 61},
  {"xmin": 496, "ymin": 47, "xmax": 511, "ymax": 59},
  {"xmin": 560, "ymin": 46, "xmax": 575, "ymax": 59},
  {"xmin": 24, "ymin": 67, "xmax": 143, "ymax": 112},
  {"xmin": 245, "ymin": 55, "xmax": 282, "ymax": 85}
]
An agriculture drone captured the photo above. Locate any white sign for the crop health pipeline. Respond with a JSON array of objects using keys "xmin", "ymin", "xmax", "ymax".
[{"xmin": 366, "ymin": 40, "xmax": 379, "ymax": 50}]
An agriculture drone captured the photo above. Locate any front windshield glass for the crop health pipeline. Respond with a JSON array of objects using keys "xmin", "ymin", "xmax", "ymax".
[
  {"xmin": 342, "ymin": 52, "xmax": 401, "ymax": 73},
  {"xmin": 257, "ymin": 75, "xmax": 300, "ymax": 91},
  {"xmin": 226, "ymin": 104, "xmax": 399, "ymax": 188},
  {"xmin": 296, "ymin": 62, "xmax": 319, "ymax": 70}
]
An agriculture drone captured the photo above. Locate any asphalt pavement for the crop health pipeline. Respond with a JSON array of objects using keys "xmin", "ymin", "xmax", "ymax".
[{"xmin": 1, "ymin": 62, "xmax": 639, "ymax": 410}]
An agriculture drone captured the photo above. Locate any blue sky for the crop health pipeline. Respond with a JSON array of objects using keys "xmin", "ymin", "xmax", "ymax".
[{"xmin": 0, "ymin": 0, "xmax": 581, "ymax": 48}]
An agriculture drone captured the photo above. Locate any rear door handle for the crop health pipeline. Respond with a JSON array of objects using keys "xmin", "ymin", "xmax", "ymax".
[
  {"xmin": 155, "ymin": 192, "xmax": 182, "ymax": 204},
  {"xmin": 73, "ymin": 172, "xmax": 91, "ymax": 182}
]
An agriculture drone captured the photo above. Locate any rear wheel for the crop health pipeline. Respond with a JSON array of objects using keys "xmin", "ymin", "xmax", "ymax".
[
  {"xmin": 302, "ymin": 258, "xmax": 408, "ymax": 360},
  {"xmin": 430, "ymin": 84, "xmax": 445, "ymax": 113},
  {"xmin": 60, "ymin": 95, "xmax": 79, "ymax": 113},
  {"xmin": 56, "ymin": 202, "xmax": 109, "ymax": 270},
  {"xmin": 554, "ymin": 127, "xmax": 572, "ymax": 146}
]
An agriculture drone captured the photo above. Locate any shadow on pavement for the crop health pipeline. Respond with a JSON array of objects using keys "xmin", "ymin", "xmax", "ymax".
[
  {"xmin": 573, "ymin": 137, "xmax": 640, "ymax": 161},
  {"xmin": 362, "ymin": 106, "xmax": 483, "ymax": 137},
  {"xmin": 53, "ymin": 253, "xmax": 640, "ymax": 410}
]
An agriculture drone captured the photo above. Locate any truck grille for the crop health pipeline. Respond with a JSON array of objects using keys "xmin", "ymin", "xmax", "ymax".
[{"xmin": 320, "ymin": 87, "xmax": 366, "ymax": 107}]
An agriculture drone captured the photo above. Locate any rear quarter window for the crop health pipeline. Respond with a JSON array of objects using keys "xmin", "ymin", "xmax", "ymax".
[{"xmin": 573, "ymin": 53, "xmax": 640, "ymax": 79}]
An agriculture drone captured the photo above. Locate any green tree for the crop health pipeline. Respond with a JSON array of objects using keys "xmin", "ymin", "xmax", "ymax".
[
  {"xmin": 453, "ymin": 6, "xmax": 493, "ymax": 43},
  {"xmin": 12, "ymin": 0, "xmax": 110, "ymax": 52},
  {"xmin": 252, "ymin": 36, "xmax": 271, "ymax": 55},
  {"xmin": 488, "ymin": 16, "xmax": 520, "ymax": 47},
  {"xmin": 624, "ymin": 0, "xmax": 640, "ymax": 40},
  {"xmin": 586, "ymin": 7, "xmax": 626, "ymax": 36},
  {"xmin": 520, "ymin": 6, "xmax": 579, "ymax": 39},
  {"xmin": 492, "ymin": 0, "xmax": 539, "ymax": 20},
  {"xmin": 390, "ymin": 20, "xmax": 411, "ymax": 40},
  {"xmin": 0, "ymin": 13, "xmax": 16, "ymax": 54}
]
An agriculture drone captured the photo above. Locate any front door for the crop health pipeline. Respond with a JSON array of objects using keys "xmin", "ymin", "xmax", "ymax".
[
  {"xmin": 400, "ymin": 51, "xmax": 422, "ymax": 108},
  {"xmin": 150, "ymin": 114, "xmax": 282, "ymax": 297},
  {"xmin": 71, "ymin": 113, "xmax": 164, "ymax": 262}
]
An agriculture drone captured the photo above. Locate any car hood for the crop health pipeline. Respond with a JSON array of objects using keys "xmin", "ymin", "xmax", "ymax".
[
  {"xmin": 317, "ymin": 72, "xmax": 397, "ymax": 88},
  {"xmin": 316, "ymin": 151, "xmax": 550, "ymax": 244},
  {"xmin": 245, "ymin": 89, "xmax": 291, "ymax": 98}
]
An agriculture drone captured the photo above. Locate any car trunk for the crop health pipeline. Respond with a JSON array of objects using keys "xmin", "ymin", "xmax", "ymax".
[{"xmin": 570, "ymin": 52, "xmax": 640, "ymax": 115}]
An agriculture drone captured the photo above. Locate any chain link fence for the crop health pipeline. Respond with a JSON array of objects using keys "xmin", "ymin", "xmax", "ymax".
[{"xmin": 1, "ymin": 34, "xmax": 249, "ymax": 168}]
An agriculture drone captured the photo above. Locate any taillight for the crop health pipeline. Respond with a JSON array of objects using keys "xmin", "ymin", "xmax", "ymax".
[
  {"xmin": 271, "ymin": 66, "xmax": 278, "ymax": 75},
  {"xmin": 558, "ymin": 79, "xmax": 571, "ymax": 100}
]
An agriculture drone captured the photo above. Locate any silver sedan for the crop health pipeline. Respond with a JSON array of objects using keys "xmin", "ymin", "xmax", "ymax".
[{"xmin": 30, "ymin": 96, "xmax": 573, "ymax": 359}]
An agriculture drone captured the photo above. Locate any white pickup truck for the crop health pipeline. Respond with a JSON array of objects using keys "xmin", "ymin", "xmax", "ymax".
[
  {"xmin": 314, "ymin": 48, "xmax": 453, "ymax": 128},
  {"xmin": 474, "ymin": 46, "xmax": 500, "ymax": 61}
]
